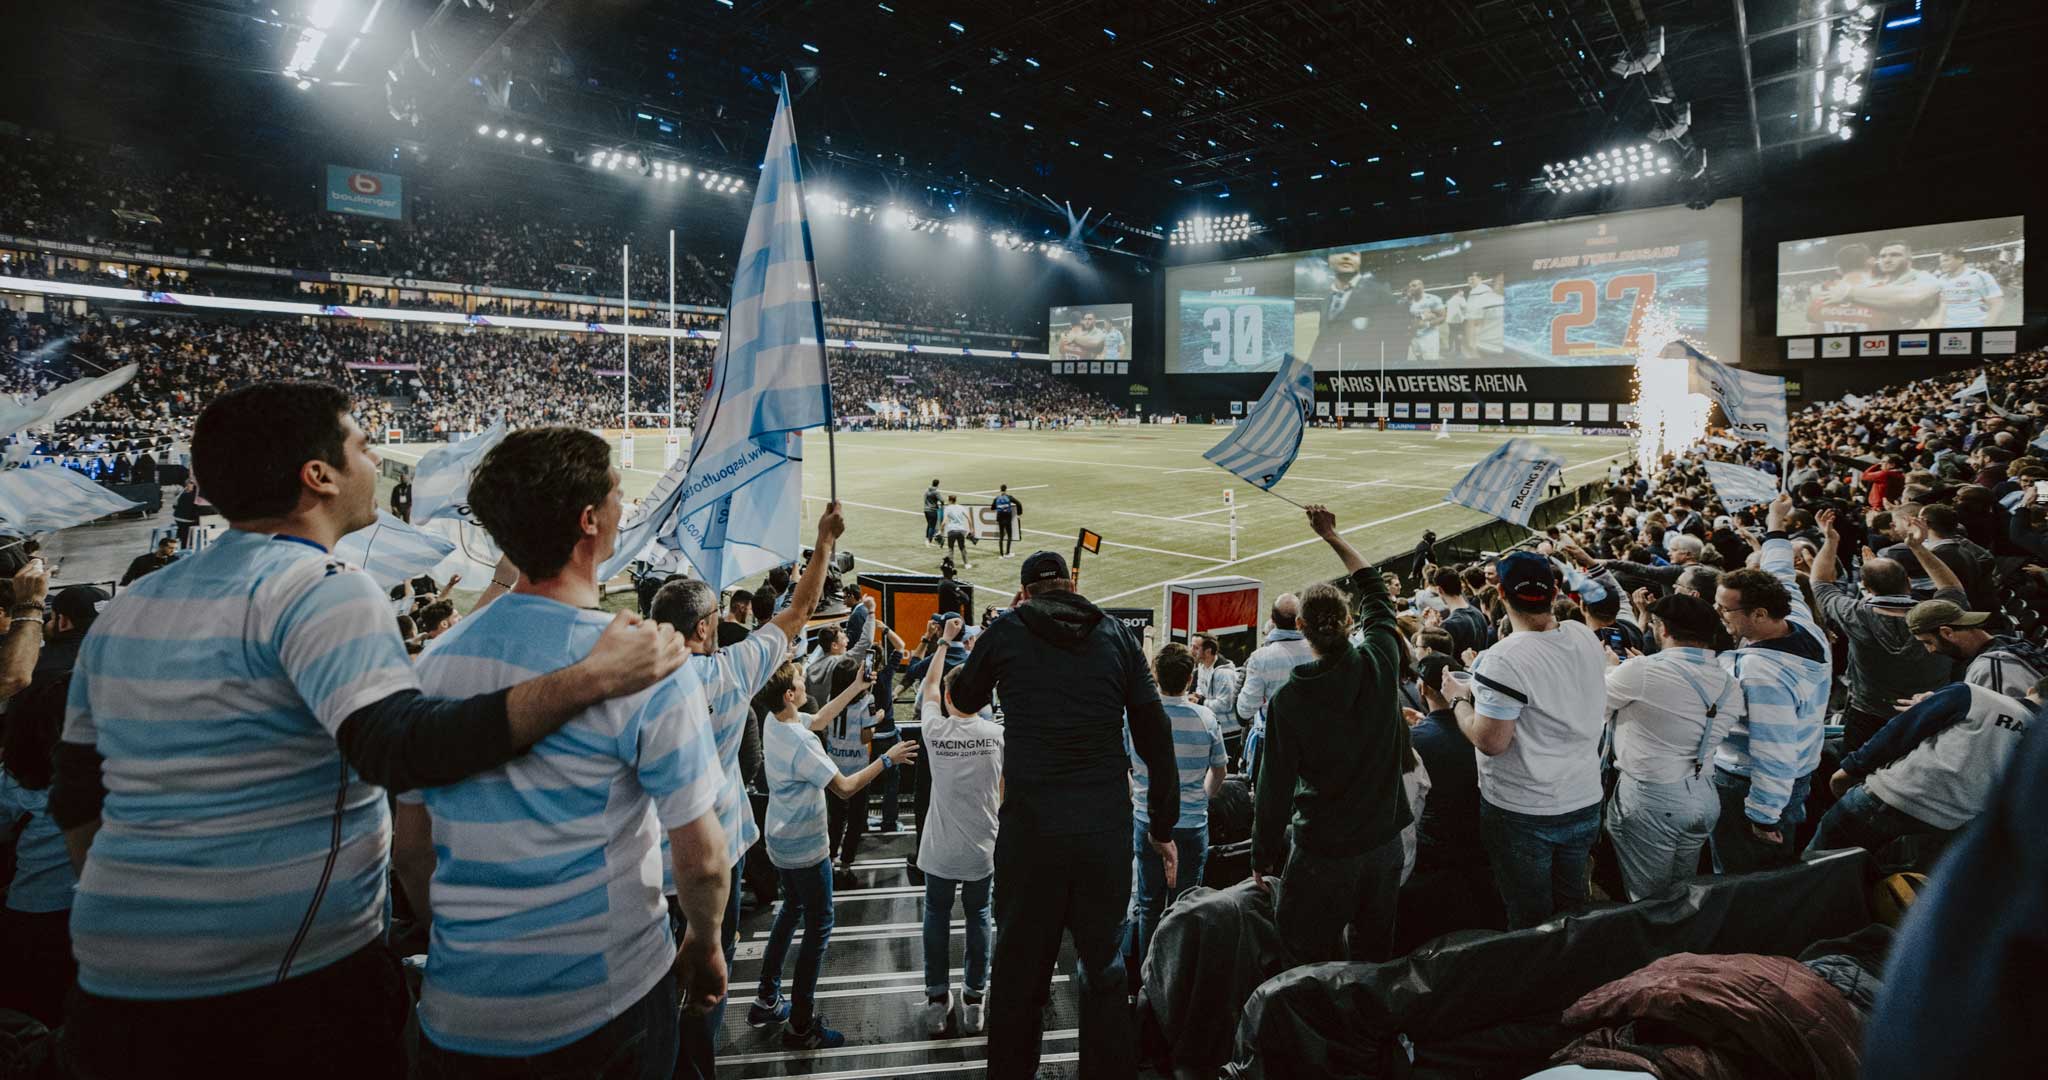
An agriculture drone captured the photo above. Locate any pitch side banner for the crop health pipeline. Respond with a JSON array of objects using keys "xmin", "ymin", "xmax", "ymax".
[
  {"xmin": 1167, "ymin": 199, "xmax": 1742, "ymax": 375},
  {"xmin": 325, "ymin": 166, "xmax": 405, "ymax": 220}
]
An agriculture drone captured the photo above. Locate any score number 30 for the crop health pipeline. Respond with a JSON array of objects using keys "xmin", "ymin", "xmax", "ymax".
[
  {"xmin": 1201, "ymin": 305, "xmax": 1266, "ymax": 367},
  {"xmin": 1550, "ymin": 272, "xmax": 1658, "ymax": 355}
]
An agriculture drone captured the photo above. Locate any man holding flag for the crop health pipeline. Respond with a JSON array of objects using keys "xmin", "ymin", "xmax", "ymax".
[{"xmin": 1443, "ymin": 438, "xmax": 1567, "ymax": 528}]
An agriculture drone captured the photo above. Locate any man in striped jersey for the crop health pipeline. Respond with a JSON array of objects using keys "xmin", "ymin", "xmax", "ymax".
[
  {"xmin": 391, "ymin": 428, "xmax": 731, "ymax": 1076},
  {"xmin": 1709, "ymin": 493, "xmax": 1834, "ymax": 873},
  {"xmin": 651, "ymin": 500, "xmax": 846, "ymax": 1080},
  {"xmin": 51, "ymin": 384, "xmax": 687, "ymax": 1078},
  {"xmin": 1123, "ymin": 642, "xmax": 1226, "ymax": 976}
]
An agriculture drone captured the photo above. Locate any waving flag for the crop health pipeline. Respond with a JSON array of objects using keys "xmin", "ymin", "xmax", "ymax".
[
  {"xmin": 601, "ymin": 76, "xmax": 832, "ymax": 587},
  {"xmin": 1444, "ymin": 438, "xmax": 1565, "ymax": 526},
  {"xmin": 1700, "ymin": 459, "xmax": 1781, "ymax": 511},
  {"xmin": 1203, "ymin": 355, "xmax": 1315, "ymax": 490},
  {"xmin": 1681, "ymin": 342, "xmax": 1788, "ymax": 450},
  {"xmin": 408, "ymin": 416, "xmax": 506, "ymax": 524},
  {"xmin": 0, "ymin": 363, "xmax": 140, "ymax": 438},
  {"xmin": 1952, "ymin": 373, "xmax": 1988, "ymax": 400},
  {"xmin": 0, "ymin": 466, "xmax": 140, "ymax": 533},
  {"xmin": 334, "ymin": 510, "xmax": 459, "ymax": 589}
]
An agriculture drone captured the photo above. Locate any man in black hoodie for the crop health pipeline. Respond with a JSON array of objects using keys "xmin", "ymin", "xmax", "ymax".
[{"xmin": 948, "ymin": 551, "xmax": 1180, "ymax": 1080}]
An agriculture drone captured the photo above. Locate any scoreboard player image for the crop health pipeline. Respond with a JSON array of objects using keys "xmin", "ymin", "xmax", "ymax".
[
  {"xmin": 1049, "ymin": 304, "xmax": 1133, "ymax": 360},
  {"xmin": 1776, "ymin": 216, "xmax": 2024, "ymax": 334},
  {"xmin": 1163, "ymin": 200, "xmax": 1744, "ymax": 375}
]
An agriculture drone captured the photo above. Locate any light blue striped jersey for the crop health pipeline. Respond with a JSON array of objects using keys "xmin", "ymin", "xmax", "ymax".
[
  {"xmin": 1126, "ymin": 697, "xmax": 1226, "ymax": 829},
  {"xmin": 63, "ymin": 529, "xmax": 419, "ymax": 999},
  {"xmin": 0, "ymin": 772, "xmax": 75, "ymax": 913},
  {"xmin": 825, "ymin": 698, "xmax": 877, "ymax": 776},
  {"xmin": 402, "ymin": 593, "xmax": 723, "ymax": 1057},
  {"xmin": 1714, "ymin": 537, "xmax": 1834, "ymax": 825},
  {"xmin": 762, "ymin": 715, "xmax": 840, "ymax": 870},
  {"xmin": 692, "ymin": 624, "xmax": 783, "ymax": 867}
]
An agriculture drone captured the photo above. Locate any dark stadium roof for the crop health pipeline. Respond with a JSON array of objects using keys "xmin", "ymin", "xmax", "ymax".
[{"xmin": 6, "ymin": 1, "xmax": 2043, "ymax": 257}]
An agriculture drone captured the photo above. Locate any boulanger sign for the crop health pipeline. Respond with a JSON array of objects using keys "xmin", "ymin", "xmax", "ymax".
[{"xmin": 325, "ymin": 166, "xmax": 405, "ymax": 221}]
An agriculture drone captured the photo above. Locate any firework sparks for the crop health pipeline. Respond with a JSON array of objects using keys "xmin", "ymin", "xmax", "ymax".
[{"xmin": 1629, "ymin": 304, "xmax": 1713, "ymax": 477}]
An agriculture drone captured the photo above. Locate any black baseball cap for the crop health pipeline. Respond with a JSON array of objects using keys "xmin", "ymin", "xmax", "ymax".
[
  {"xmin": 52, "ymin": 585, "xmax": 111, "ymax": 627},
  {"xmin": 1021, "ymin": 550, "xmax": 1068, "ymax": 585},
  {"xmin": 1497, "ymin": 550, "xmax": 1556, "ymax": 605}
]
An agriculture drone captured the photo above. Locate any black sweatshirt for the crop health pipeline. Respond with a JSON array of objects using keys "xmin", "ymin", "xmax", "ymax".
[
  {"xmin": 948, "ymin": 589, "xmax": 1180, "ymax": 842},
  {"xmin": 50, "ymin": 688, "xmax": 521, "ymax": 831}
]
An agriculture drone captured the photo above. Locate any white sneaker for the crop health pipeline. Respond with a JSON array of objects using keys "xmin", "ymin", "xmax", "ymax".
[
  {"xmin": 960, "ymin": 995, "xmax": 985, "ymax": 1034},
  {"xmin": 923, "ymin": 989, "xmax": 955, "ymax": 1036}
]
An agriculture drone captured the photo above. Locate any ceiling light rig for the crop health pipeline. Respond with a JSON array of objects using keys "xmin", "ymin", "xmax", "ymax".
[
  {"xmin": 1816, "ymin": 2, "xmax": 1877, "ymax": 141},
  {"xmin": 1541, "ymin": 144, "xmax": 1673, "ymax": 195},
  {"xmin": 1168, "ymin": 213, "xmax": 1259, "ymax": 245}
]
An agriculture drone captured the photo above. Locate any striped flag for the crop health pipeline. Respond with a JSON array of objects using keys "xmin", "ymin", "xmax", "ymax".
[
  {"xmin": 0, "ymin": 465, "xmax": 141, "ymax": 533},
  {"xmin": 334, "ymin": 510, "xmax": 459, "ymax": 589},
  {"xmin": 1203, "ymin": 355, "xmax": 1314, "ymax": 490},
  {"xmin": 408, "ymin": 416, "xmax": 506, "ymax": 524},
  {"xmin": 600, "ymin": 77, "xmax": 832, "ymax": 588},
  {"xmin": 1681, "ymin": 342, "xmax": 1788, "ymax": 450},
  {"xmin": 1700, "ymin": 459, "xmax": 1781, "ymax": 510},
  {"xmin": 0, "ymin": 363, "xmax": 140, "ymax": 438},
  {"xmin": 1444, "ymin": 438, "xmax": 1565, "ymax": 526}
]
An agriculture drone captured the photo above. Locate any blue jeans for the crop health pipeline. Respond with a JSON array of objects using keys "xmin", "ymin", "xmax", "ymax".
[
  {"xmin": 1125, "ymin": 821, "xmax": 1208, "ymax": 975},
  {"xmin": 1806, "ymin": 784, "xmax": 1950, "ymax": 855},
  {"xmin": 414, "ymin": 976, "xmax": 677, "ymax": 1079},
  {"xmin": 755, "ymin": 858, "xmax": 835, "ymax": 1031},
  {"xmin": 1479, "ymin": 800, "xmax": 1601, "ymax": 930},
  {"xmin": 922, "ymin": 872, "xmax": 992, "ymax": 1001},
  {"xmin": 672, "ymin": 853, "xmax": 743, "ymax": 1080},
  {"xmin": 1708, "ymin": 767, "xmax": 1812, "ymax": 875}
]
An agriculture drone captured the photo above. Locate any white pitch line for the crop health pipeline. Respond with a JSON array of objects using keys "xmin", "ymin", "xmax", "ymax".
[
  {"xmin": 1174, "ymin": 506, "xmax": 1234, "ymax": 520},
  {"xmin": 1087, "ymin": 450, "xmax": 1629, "ymax": 605},
  {"xmin": 1112, "ymin": 510, "xmax": 1231, "ymax": 529},
  {"xmin": 958, "ymin": 484, "xmax": 1049, "ymax": 496}
]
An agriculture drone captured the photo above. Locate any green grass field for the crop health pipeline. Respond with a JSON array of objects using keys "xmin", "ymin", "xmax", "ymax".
[{"xmin": 388, "ymin": 426, "xmax": 1631, "ymax": 613}]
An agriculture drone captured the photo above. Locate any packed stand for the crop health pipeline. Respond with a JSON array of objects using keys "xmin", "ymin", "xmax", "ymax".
[{"xmin": 0, "ymin": 133, "xmax": 1045, "ymax": 338}]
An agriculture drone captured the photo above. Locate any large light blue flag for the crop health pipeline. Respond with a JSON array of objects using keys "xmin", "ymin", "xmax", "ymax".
[
  {"xmin": 1203, "ymin": 355, "xmax": 1315, "ymax": 490},
  {"xmin": 1699, "ymin": 459, "xmax": 1781, "ymax": 511},
  {"xmin": 334, "ymin": 510, "xmax": 459, "ymax": 589},
  {"xmin": 1681, "ymin": 342, "xmax": 1788, "ymax": 451},
  {"xmin": 0, "ymin": 362, "xmax": 138, "ymax": 439},
  {"xmin": 408, "ymin": 416, "xmax": 506, "ymax": 524},
  {"xmin": 0, "ymin": 466, "xmax": 140, "ymax": 533},
  {"xmin": 600, "ymin": 77, "xmax": 831, "ymax": 587},
  {"xmin": 1444, "ymin": 438, "xmax": 1565, "ymax": 526}
]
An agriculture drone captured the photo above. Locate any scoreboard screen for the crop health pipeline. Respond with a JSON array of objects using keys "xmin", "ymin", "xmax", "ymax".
[{"xmin": 1163, "ymin": 199, "xmax": 1743, "ymax": 374}]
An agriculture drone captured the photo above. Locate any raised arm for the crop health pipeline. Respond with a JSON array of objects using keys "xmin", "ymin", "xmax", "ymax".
[
  {"xmin": 768, "ymin": 503, "xmax": 847, "ymax": 642},
  {"xmin": 0, "ymin": 560, "xmax": 49, "ymax": 703},
  {"xmin": 1810, "ymin": 508, "xmax": 1842, "ymax": 584},
  {"xmin": 806, "ymin": 671, "xmax": 874, "ymax": 733},
  {"xmin": 1901, "ymin": 518, "xmax": 1965, "ymax": 595},
  {"xmin": 1306, "ymin": 504, "xmax": 1368, "ymax": 574},
  {"xmin": 1758, "ymin": 494, "xmax": 1814, "ymax": 625}
]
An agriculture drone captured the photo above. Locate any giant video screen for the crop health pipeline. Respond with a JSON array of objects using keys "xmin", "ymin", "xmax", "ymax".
[
  {"xmin": 1049, "ymin": 304, "xmax": 1133, "ymax": 362},
  {"xmin": 1165, "ymin": 199, "xmax": 1742, "ymax": 374},
  {"xmin": 1775, "ymin": 216, "xmax": 2023, "ymax": 334}
]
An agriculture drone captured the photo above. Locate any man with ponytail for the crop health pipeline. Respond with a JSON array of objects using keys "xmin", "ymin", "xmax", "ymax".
[{"xmin": 1250, "ymin": 505, "xmax": 1414, "ymax": 963}]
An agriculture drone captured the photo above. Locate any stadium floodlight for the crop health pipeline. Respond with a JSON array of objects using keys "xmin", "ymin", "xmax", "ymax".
[
  {"xmin": 530, "ymin": 137, "xmax": 542, "ymax": 147},
  {"xmin": 514, "ymin": 132, "xmax": 527, "ymax": 143},
  {"xmin": 477, "ymin": 124, "xmax": 490, "ymax": 135},
  {"xmin": 882, "ymin": 207, "xmax": 908, "ymax": 229},
  {"xmin": 496, "ymin": 128, "xmax": 508, "ymax": 138}
]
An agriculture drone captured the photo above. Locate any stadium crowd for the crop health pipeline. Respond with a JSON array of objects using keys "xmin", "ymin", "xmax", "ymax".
[
  {"xmin": 0, "ymin": 350, "xmax": 2043, "ymax": 1080},
  {"xmin": 2, "ymin": 309, "xmax": 1116, "ymax": 446},
  {"xmin": 0, "ymin": 133, "xmax": 1045, "ymax": 338}
]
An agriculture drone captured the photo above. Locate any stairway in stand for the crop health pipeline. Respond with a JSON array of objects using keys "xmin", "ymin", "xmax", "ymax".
[{"xmin": 718, "ymin": 828, "xmax": 1084, "ymax": 1079}]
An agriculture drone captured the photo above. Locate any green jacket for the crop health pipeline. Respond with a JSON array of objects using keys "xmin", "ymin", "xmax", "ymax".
[{"xmin": 1253, "ymin": 567, "xmax": 1413, "ymax": 868}]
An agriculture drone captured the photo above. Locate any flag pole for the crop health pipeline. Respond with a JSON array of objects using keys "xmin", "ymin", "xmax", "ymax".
[
  {"xmin": 781, "ymin": 73, "xmax": 836, "ymax": 501},
  {"xmin": 621, "ymin": 244, "xmax": 631, "ymax": 442},
  {"xmin": 1258, "ymin": 487, "xmax": 1308, "ymax": 510},
  {"xmin": 668, "ymin": 229, "xmax": 677, "ymax": 454}
]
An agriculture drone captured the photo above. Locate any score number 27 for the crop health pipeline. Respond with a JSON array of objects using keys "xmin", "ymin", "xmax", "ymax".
[{"xmin": 1550, "ymin": 272, "xmax": 1657, "ymax": 356}]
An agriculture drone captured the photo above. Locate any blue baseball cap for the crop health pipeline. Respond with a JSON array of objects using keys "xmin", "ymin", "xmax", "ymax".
[{"xmin": 1497, "ymin": 550, "xmax": 1556, "ymax": 606}]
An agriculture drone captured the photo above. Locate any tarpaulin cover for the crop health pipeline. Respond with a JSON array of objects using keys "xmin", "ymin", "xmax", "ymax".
[
  {"xmin": 1223, "ymin": 848, "xmax": 1874, "ymax": 1080},
  {"xmin": 1138, "ymin": 879, "xmax": 1290, "ymax": 1072}
]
